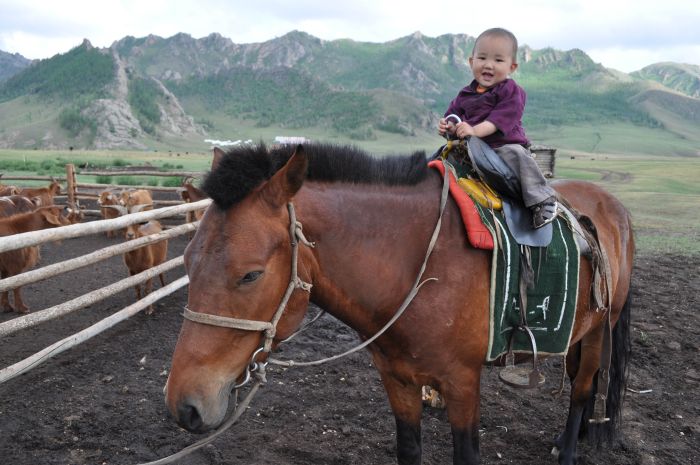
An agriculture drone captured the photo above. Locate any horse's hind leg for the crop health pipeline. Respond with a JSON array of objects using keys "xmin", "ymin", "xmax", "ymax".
[
  {"xmin": 553, "ymin": 342, "xmax": 581, "ymax": 452},
  {"xmin": 557, "ymin": 326, "xmax": 604, "ymax": 465}
]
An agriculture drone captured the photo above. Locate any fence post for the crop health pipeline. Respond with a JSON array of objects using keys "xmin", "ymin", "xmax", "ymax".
[{"xmin": 65, "ymin": 163, "xmax": 77, "ymax": 208}]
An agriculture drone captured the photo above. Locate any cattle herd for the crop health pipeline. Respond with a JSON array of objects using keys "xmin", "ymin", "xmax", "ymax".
[{"xmin": 0, "ymin": 177, "xmax": 207, "ymax": 315}]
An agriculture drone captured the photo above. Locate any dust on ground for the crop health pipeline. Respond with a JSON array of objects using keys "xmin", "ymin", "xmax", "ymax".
[{"xmin": 0, "ymin": 230, "xmax": 698, "ymax": 465}]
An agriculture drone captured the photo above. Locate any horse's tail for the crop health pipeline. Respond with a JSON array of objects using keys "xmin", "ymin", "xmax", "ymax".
[{"xmin": 583, "ymin": 290, "xmax": 633, "ymax": 446}]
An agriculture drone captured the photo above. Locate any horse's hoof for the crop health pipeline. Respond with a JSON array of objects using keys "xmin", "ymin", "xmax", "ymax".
[{"xmin": 499, "ymin": 365, "xmax": 545, "ymax": 389}]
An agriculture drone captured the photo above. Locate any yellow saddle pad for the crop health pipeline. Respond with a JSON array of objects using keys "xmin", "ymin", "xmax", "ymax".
[{"xmin": 457, "ymin": 177, "xmax": 502, "ymax": 210}]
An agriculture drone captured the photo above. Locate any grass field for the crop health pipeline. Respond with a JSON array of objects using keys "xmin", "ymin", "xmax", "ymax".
[
  {"xmin": 555, "ymin": 154, "xmax": 700, "ymax": 255},
  {"xmin": 1, "ymin": 145, "xmax": 698, "ymax": 256}
]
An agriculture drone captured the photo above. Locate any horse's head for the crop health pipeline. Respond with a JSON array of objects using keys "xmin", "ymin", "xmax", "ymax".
[{"xmin": 165, "ymin": 146, "xmax": 313, "ymax": 432}]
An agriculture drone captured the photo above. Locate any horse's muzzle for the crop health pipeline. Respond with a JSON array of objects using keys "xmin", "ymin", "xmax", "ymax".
[{"xmin": 176, "ymin": 401, "xmax": 205, "ymax": 432}]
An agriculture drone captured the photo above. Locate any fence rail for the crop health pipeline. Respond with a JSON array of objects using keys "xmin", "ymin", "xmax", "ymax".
[
  {"xmin": 0, "ymin": 201, "xmax": 206, "ymax": 385},
  {"xmin": 79, "ymin": 170, "xmax": 203, "ymax": 178},
  {"xmin": 0, "ymin": 256, "xmax": 185, "ymax": 338},
  {"xmin": 0, "ymin": 221, "xmax": 197, "ymax": 294},
  {"xmin": 0, "ymin": 199, "xmax": 211, "ymax": 253},
  {"xmin": 0, "ymin": 276, "xmax": 189, "ymax": 385}
]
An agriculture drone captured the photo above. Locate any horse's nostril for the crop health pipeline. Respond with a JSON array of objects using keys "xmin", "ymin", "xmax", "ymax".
[{"xmin": 178, "ymin": 403, "xmax": 203, "ymax": 432}]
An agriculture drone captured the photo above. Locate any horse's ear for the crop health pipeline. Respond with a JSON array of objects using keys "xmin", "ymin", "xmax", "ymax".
[
  {"xmin": 211, "ymin": 147, "xmax": 225, "ymax": 170},
  {"xmin": 261, "ymin": 145, "xmax": 308, "ymax": 209}
]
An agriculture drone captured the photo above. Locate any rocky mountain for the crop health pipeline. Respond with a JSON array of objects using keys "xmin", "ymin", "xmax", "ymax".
[
  {"xmin": 632, "ymin": 62, "xmax": 700, "ymax": 99},
  {"xmin": 0, "ymin": 50, "xmax": 31, "ymax": 82},
  {"xmin": 0, "ymin": 31, "xmax": 699, "ymax": 153}
]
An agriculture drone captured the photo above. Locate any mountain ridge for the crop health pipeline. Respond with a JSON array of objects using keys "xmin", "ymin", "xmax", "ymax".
[{"xmin": 0, "ymin": 31, "xmax": 698, "ymax": 155}]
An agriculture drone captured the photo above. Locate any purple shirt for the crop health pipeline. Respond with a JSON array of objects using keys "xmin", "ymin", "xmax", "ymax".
[{"xmin": 444, "ymin": 79, "xmax": 529, "ymax": 148}]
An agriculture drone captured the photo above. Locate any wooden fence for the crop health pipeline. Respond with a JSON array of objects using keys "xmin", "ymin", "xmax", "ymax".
[
  {"xmin": 0, "ymin": 199, "xmax": 211, "ymax": 385},
  {"xmin": 1, "ymin": 164, "xmax": 207, "ymax": 216},
  {"xmin": 530, "ymin": 145, "xmax": 557, "ymax": 178}
]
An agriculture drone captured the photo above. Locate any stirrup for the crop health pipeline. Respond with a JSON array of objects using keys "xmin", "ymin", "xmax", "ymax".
[{"xmin": 499, "ymin": 325, "xmax": 545, "ymax": 389}]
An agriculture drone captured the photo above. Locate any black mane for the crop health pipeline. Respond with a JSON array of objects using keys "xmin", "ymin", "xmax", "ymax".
[{"xmin": 202, "ymin": 142, "xmax": 429, "ymax": 210}]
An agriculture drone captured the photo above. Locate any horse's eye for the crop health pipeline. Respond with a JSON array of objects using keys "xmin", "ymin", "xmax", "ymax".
[{"xmin": 239, "ymin": 271, "xmax": 263, "ymax": 285}]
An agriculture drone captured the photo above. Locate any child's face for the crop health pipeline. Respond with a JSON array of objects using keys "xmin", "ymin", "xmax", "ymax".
[{"xmin": 468, "ymin": 35, "xmax": 518, "ymax": 88}]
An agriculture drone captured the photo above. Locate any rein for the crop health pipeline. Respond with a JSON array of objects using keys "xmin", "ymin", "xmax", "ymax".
[
  {"xmin": 182, "ymin": 158, "xmax": 451, "ymax": 372},
  {"xmin": 268, "ymin": 158, "xmax": 451, "ymax": 367},
  {"xmin": 141, "ymin": 161, "xmax": 451, "ymax": 465}
]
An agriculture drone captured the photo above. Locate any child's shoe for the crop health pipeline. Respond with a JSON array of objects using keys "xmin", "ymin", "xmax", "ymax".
[{"xmin": 531, "ymin": 196, "xmax": 558, "ymax": 229}]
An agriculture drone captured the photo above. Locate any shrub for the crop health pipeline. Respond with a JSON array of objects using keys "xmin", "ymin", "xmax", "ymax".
[
  {"xmin": 58, "ymin": 106, "xmax": 96, "ymax": 137},
  {"xmin": 128, "ymin": 77, "xmax": 162, "ymax": 134},
  {"xmin": 116, "ymin": 176, "xmax": 140, "ymax": 186},
  {"xmin": 161, "ymin": 176, "xmax": 185, "ymax": 187}
]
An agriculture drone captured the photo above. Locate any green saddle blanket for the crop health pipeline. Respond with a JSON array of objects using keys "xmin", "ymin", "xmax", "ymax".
[{"xmin": 475, "ymin": 205, "xmax": 581, "ymax": 362}]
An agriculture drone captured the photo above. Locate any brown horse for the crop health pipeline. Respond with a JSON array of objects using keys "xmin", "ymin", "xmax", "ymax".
[{"xmin": 164, "ymin": 143, "xmax": 634, "ymax": 465}]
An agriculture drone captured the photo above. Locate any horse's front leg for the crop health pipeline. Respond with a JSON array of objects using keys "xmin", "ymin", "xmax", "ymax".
[
  {"xmin": 442, "ymin": 366, "xmax": 482, "ymax": 465},
  {"xmin": 375, "ymin": 367, "xmax": 424, "ymax": 465}
]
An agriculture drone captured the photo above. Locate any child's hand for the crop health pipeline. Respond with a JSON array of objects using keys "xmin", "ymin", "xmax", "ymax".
[
  {"xmin": 455, "ymin": 122, "xmax": 475, "ymax": 139},
  {"xmin": 438, "ymin": 118, "xmax": 457, "ymax": 138},
  {"xmin": 438, "ymin": 118, "xmax": 450, "ymax": 136}
]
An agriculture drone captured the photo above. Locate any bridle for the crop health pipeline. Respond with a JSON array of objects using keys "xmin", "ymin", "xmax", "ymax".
[
  {"xmin": 182, "ymin": 202, "xmax": 314, "ymax": 388},
  {"xmin": 144, "ymin": 163, "xmax": 452, "ymax": 465},
  {"xmin": 181, "ymin": 160, "xmax": 451, "ymax": 388}
]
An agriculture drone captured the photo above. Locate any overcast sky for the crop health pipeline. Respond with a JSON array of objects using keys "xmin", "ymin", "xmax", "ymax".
[{"xmin": 1, "ymin": 0, "xmax": 698, "ymax": 73}]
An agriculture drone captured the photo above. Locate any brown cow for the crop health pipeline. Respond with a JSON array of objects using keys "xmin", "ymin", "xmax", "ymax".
[
  {"xmin": 119, "ymin": 189, "xmax": 153, "ymax": 211},
  {"xmin": 0, "ymin": 174, "xmax": 20, "ymax": 196},
  {"xmin": 0, "ymin": 206, "xmax": 71, "ymax": 313},
  {"xmin": 64, "ymin": 205, "xmax": 85, "ymax": 224},
  {"xmin": 179, "ymin": 180, "xmax": 208, "ymax": 227},
  {"xmin": 19, "ymin": 179, "xmax": 62, "ymax": 206},
  {"xmin": 123, "ymin": 220, "xmax": 168, "ymax": 315},
  {"xmin": 98, "ymin": 190, "xmax": 123, "ymax": 238},
  {"xmin": 0, "ymin": 185, "xmax": 20, "ymax": 196},
  {"xmin": 0, "ymin": 195, "xmax": 38, "ymax": 217}
]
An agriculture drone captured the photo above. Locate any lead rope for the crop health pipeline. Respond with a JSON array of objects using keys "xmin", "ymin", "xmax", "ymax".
[{"xmin": 137, "ymin": 381, "xmax": 262, "ymax": 465}]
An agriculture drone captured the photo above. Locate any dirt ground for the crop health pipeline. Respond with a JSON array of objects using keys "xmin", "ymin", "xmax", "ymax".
[{"xmin": 0, "ymin": 221, "xmax": 698, "ymax": 465}]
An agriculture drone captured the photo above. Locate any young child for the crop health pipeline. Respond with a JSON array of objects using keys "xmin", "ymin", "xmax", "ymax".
[{"xmin": 438, "ymin": 27, "xmax": 557, "ymax": 229}]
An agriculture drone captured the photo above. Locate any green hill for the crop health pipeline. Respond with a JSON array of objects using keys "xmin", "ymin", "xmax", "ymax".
[
  {"xmin": 1, "ymin": 31, "xmax": 699, "ymax": 155},
  {"xmin": 0, "ymin": 40, "xmax": 114, "ymax": 102},
  {"xmin": 632, "ymin": 62, "xmax": 700, "ymax": 98}
]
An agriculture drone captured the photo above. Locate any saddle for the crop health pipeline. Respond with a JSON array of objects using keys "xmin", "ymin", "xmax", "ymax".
[
  {"xmin": 434, "ymin": 137, "xmax": 554, "ymax": 247},
  {"xmin": 432, "ymin": 139, "xmax": 613, "ymax": 395}
]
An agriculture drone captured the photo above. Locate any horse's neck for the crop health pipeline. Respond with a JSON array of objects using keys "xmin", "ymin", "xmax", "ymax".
[{"xmin": 296, "ymin": 178, "xmax": 441, "ymax": 333}]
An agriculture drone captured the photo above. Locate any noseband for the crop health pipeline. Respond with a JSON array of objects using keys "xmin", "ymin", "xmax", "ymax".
[
  {"xmin": 181, "ymin": 160, "xmax": 452, "ymax": 389},
  {"xmin": 182, "ymin": 202, "xmax": 314, "ymax": 387}
]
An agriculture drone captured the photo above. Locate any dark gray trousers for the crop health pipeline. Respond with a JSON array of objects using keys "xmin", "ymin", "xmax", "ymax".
[{"xmin": 495, "ymin": 144, "xmax": 556, "ymax": 207}]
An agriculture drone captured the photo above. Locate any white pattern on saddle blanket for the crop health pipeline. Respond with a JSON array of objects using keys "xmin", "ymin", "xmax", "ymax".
[{"xmin": 558, "ymin": 204, "xmax": 591, "ymax": 257}]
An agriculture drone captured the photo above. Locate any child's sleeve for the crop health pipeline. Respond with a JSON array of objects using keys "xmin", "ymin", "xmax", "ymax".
[
  {"xmin": 443, "ymin": 97, "xmax": 461, "ymax": 118},
  {"xmin": 485, "ymin": 80, "xmax": 526, "ymax": 135}
]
